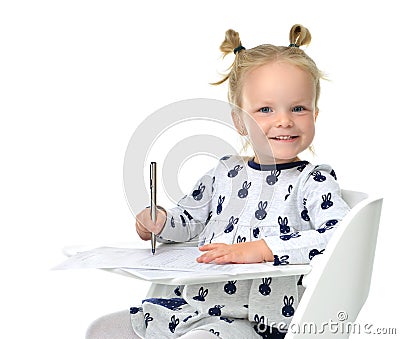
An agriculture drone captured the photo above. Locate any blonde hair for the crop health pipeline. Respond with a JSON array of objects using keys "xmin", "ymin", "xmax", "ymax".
[{"xmin": 213, "ymin": 24, "xmax": 325, "ymax": 112}]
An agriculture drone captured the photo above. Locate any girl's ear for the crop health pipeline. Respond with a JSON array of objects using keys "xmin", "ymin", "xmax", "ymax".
[
  {"xmin": 314, "ymin": 109, "xmax": 319, "ymax": 122},
  {"xmin": 231, "ymin": 111, "xmax": 248, "ymax": 136}
]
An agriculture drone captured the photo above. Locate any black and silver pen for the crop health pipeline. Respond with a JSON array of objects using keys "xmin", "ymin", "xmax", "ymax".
[{"xmin": 150, "ymin": 162, "xmax": 157, "ymax": 255}]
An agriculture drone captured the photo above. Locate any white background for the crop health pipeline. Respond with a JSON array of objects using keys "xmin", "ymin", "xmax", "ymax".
[{"xmin": 1, "ymin": 1, "xmax": 398, "ymax": 337}]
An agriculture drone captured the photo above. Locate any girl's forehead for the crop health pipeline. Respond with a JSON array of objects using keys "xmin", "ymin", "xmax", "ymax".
[
  {"xmin": 245, "ymin": 61, "xmax": 312, "ymax": 84},
  {"xmin": 242, "ymin": 61, "xmax": 316, "ymax": 102}
]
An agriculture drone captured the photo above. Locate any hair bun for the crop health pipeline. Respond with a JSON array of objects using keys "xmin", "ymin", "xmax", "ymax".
[
  {"xmin": 289, "ymin": 24, "xmax": 312, "ymax": 47},
  {"xmin": 220, "ymin": 29, "xmax": 242, "ymax": 56}
]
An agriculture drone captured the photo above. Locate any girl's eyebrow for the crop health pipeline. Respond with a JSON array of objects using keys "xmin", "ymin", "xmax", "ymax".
[
  {"xmin": 291, "ymin": 100, "xmax": 315, "ymax": 108},
  {"xmin": 252, "ymin": 99, "xmax": 275, "ymax": 108},
  {"xmin": 291, "ymin": 97, "xmax": 314, "ymax": 103},
  {"xmin": 254, "ymin": 99, "xmax": 313, "ymax": 107}
]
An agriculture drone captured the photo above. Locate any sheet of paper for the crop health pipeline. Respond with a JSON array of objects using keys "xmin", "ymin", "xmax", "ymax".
[
  {"xmin": 54, "ymin": 244, "xmax": 276, "ymax": 275},
  {"xmin": 54, "ymin": 244, "xmax": 311, "ymax": 283},
  {"xmin": 54, "ymin": 245, "xmax": 207, "ymax": 270},
  {"xmin": 54, "ymin": 246, "xmax": 152, "ymax": 270}
]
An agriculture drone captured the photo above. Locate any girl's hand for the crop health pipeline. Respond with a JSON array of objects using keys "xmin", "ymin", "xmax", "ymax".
[
  {"xmin": 135, "ymin": 207, "xmax": 167, "ymax": 241},
  {"xmin": 196, "ymin": 240, "xmax": 274, "ymax": 264}
]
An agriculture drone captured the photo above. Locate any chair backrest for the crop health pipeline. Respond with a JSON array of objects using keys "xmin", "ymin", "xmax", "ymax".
[{"xmin": 287, "ymin": 190, "xmax": 383, "ymax": 338}]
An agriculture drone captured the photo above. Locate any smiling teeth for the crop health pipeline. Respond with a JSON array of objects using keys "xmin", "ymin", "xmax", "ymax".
[{"xmin": 275, "ymin": 136, "xmax": 293, "ymax": 140}]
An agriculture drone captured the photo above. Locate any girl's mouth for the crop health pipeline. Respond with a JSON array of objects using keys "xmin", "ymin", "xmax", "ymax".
[{"xmin": 270, "ymin": 135, "xmax": 298, "ymax": 141}]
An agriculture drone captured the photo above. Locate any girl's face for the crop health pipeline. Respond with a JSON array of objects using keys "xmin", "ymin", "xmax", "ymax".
[{"xmin": 234, "ymin": 61, "xmax": 318, "ymax": 164}]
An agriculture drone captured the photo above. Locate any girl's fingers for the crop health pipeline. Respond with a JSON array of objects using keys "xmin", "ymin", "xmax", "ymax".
[
  {"xmin": 197, "ymin": 245, "xmax": 229, "ymax": 263},
  {"xmin": 199, "ymin": 243, "xmax": 226, "ymax": 251},
  {"xmin": 196, "ymin": 252, "xmax": 216, "ymax": 263},
  {"xmin": 213, "ymin": 255, "xmax": 232, "ymax": 264},
  {"xmin": 197, "ymin": 240, "xmax": 271, "ymax": 264},
  {"xmin": 198, "ymin": 244, "xmax": 214, "ymax": 251}
]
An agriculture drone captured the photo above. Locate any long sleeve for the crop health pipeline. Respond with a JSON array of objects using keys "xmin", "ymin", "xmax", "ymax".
[
  {"xmin": 263, "ymin": 165, "xmax": 350, "ymax": 265},
  {"xmin": 157, "ymin": 169, "xmax": 216, "ymax": 243}
]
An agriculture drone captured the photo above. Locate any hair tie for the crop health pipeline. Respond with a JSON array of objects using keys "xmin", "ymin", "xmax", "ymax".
[
  {"xmin": 288, "ymin": 43, "xmax": 299, "ymax": 48},
  {"xmin": 233, "ymin": 45, "xmax": 246, "ymax": 54}
]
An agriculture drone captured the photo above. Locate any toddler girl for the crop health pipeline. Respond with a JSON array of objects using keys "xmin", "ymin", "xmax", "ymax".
[{"xmin": 87, "ymin": 24, "xmax": 350, "ymax": 339}]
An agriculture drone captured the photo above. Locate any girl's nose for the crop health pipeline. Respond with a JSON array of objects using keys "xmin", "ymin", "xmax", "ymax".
[{"xmin": 275, "ymin": 111, "xmax": 294, "ymax": 128}]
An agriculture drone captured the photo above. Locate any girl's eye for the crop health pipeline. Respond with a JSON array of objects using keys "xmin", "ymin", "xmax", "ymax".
[
  {"xmin": 259, "ymin": 107, "xmax": 272, "ymax": 113},
  {"xmin": 292, "ymin": 106, "xmax": 305, "ymax": 113}
]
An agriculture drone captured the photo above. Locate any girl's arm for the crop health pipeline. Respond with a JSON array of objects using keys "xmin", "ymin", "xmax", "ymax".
[
  {"xmin": 263, "ymin": 166, "xmax": 350, "ymax": 265},
  {"xmin": 148, "ymin": 169, "xmax": 216, "ymax": 243},
  {"xmin": 196, "ymin": 165, "xmax": 350, "ymax": 265}
]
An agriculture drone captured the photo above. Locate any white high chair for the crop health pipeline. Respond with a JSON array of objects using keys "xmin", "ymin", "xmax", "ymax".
[
  {"xmin": 285, "ymin": 190, "xmax": 383, "ymax": 338},
  {"xmin": 145, "ymin": 190, "xmax": 383, "ymax": 338}
]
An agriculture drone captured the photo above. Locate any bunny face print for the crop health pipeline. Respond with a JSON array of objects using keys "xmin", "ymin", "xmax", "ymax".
[{"xmin": 238, "ymin": 61, "xmax": 318, "ymax": 165}]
